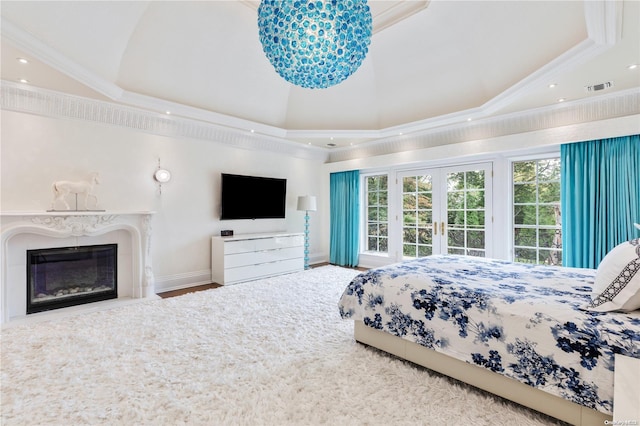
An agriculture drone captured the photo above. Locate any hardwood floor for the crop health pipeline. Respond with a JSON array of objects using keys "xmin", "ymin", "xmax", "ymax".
[
  {"xmin": 157, "ymin": 283, "xmax": 221, "ymax": 299},
  {"xmin": 156, "ymin": 263, "xmax": 367, "ymax": 299}
]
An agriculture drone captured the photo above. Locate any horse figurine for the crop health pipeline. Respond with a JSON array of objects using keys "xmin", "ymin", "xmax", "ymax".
[{"xmin": 51, "ymin": 172, "xmax": 101, "ymax": 210}]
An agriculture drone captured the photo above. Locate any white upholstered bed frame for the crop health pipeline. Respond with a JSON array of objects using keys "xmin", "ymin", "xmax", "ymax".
[{"xmin": 354, "ymin": 320, "xmax": 613, "ymax": 426}]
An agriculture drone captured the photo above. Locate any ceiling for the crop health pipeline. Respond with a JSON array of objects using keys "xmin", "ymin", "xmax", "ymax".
[{"xmin": 1, "ymin": 0, "xmax": 639, "ymax": 152}]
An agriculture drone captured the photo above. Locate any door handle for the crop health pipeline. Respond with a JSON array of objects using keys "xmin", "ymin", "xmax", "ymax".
[
  {"xmin": 441, "ymin": 222, "xmax": 445, "ymax": 235},
  {"xmin": 433, "ymin": 222, "xmax": 437, "ymax": 235}
]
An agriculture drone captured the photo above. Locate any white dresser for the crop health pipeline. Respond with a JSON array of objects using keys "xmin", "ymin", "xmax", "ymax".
[{"xmin": 211, "ymin": 232, "xmax": 304, "ymax": 285}]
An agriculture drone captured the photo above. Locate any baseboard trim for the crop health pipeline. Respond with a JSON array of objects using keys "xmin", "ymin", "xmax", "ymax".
[{"xmin": 154, "ymin": 270, "xmax": 212, "ymax": 293}]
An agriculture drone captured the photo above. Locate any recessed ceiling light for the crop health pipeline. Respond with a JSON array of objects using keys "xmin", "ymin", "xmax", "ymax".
[
  {"xmin": 250, "ymin": 129, "xmax": 255, "ymax": 133},
  {"xmin": 165, "ymin": 111, "xmax": 171, "ymax": 115},
  {"xmin": 628, "ymin": 64, "xmax": 638, "ymax": 70},
  {"xmin": 18, "ymin": 78, "xmax": 29, "ymax": 84},
  {"xmin": 548, "ymin": 83, "xmax": 557, "ymax": 88},
  {"xmin": 558, "ymin": 98, "xmax": 566, "ymax": 103},
  {"xmin": 467, "ymin": 118, "xmax": 472, "ymax": 122},
  {"xmin": 17, "ymin": 58, "xmax": 29, "ymax": 64}
]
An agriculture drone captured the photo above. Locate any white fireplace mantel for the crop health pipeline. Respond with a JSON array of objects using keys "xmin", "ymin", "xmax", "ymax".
[{"xmin": 0, "ymin": 211, "xmax": 155, "ymax": 324}]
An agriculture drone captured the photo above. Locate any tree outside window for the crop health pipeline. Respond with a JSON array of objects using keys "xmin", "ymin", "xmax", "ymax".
[
  {"xmin": 513, "ymin": 158, "xmax": 562, "ymax": 265},
  {"xmin": 365, "ymin": 175, "xmax": 388, "ymax": 253}
]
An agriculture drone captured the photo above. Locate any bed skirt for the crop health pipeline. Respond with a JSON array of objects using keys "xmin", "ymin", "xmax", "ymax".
[{"xmin": 354, "ymin": 320, "xmax": 612, "ymax": 426}]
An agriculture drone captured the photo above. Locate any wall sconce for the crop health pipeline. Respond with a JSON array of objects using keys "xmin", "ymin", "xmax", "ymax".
[
  {"xmin": 153, "ymin": 159, "xmax": 171, "ymax": 194},
  {"xmin": 154, "ymin": 169, "xmax": 171, "ymax": 183}
]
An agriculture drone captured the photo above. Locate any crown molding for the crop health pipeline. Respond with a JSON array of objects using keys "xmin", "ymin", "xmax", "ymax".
[
  {"xmin": 1, "ymin": 18, "xmax": 124, "ymax": 100},
  {"xmin": 3, "ymin": 81, "xmax": 637, "ymax": 166},
  {"xmin": 0, "ymin": 82, "xmax": 329, "ymax": 162},
  {"xmin": 326, "ymin": 88, "xmax": 640, "ymax": 163},
  {"xmin": 584, "ymin": 0, "xmax": 624, "ymax": 45}
]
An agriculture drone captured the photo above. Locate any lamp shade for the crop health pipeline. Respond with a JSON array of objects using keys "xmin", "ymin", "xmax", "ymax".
[
  {"xmin": 297, "ymin": 195, "xmax": 317, "ymax": 211},
  {"xmin": 257, "ymin": 0, "xmax": 372, "ymax": 89}
]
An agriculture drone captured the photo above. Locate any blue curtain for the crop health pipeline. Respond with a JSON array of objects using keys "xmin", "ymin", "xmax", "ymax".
[
  {"xmin": 561, "ymin": 135, "xmax": 640, "ymax": 268},
  {"xmin": 330, "ymin": 170, "xmax": 360, "ymax": 267}
]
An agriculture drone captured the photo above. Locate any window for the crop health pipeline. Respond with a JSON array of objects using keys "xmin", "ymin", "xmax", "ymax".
[
  {"xmin": 398, "ymin": 163, "xmax": 492, "ymax": 260},
  {"xmin": 513, "ymin": 158, "xmax": 562, "ymax": 265},
  {"xmin": 402, "ymin": 174, "xmax": 434, "ymax": 257},
  {"xmin": 365, "ymin": 174, "xmax": 388, "ymax": 253}
]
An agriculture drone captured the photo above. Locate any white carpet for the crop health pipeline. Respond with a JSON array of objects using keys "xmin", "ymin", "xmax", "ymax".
[{"xmin": 1, "ymin": 266, "xmax": 565, "ymax": 425}]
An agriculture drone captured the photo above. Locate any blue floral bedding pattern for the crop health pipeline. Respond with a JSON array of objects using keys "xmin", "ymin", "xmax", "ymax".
[{"xmin": 338, "ymin": 255, "xmax": 640, "ymax": 415}]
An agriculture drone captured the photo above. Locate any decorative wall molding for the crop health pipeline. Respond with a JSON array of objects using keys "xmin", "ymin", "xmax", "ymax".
[
  {"xmin": 2, "ymin": 82, "xmax": 639, "ymax": 165},
  {"xmin": 0, "ymin": 82, "xmax": 329, "ymax": 163},
  {"xmin": 327, "ymin": 88, "xmax": 640, "ymax": 163}
]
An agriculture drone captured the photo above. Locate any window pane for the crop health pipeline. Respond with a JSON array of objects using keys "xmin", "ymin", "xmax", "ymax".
[
  {"xmin": 403, "ymin": 228, "xmax": 416, "ymax": 243},
  {"xmin": 403, "ymin": 244, "xmax": 416, "ymax": 257},
  {"xmin": 466, "ymin": 190, "xmax": 484, "ymax": 209},
  {"xmin": 466, "ymin": 211, "xmax": 484, "ymax": 228},
  {"xmin": 539, "ymin": 205, "xmax": 559, "ymax": 226},
  {"xmin": 404, "ymin": 211, "xmax": 416, "ymax": 225},
  {"xmin": 417, "ymin": 175, "xmax": 432, "ymax": 191},
  {"xmin": 418, "ymin": 245, "xmax": 432, "ymax": 257},
  {"xmin": 403, "ymin": 177, "xmax": 416, "ymax": 192},
  {"xmin": 537, "ymin": 159, "xmax": 560, "ymax": 181},
  {"xmin": 467, "ymin": 230, "xmax": 485, "ymax": 249},
  {"xmin": 379, "ymin": 190, "xmax": 388, "ymax": 205},
  {"xmin": 514, "ymin": 227, "xmax": 536, "ymax": 247},
  {"xmin": 513, "ymin": 183, "xmax": 536, "ymax": 204},
  {"xmin": 368, "ymin": 191, "xmax": 378, "ymax": 205},
  {"xmin": 448, "ymin": 210, "xmax": 465, "ymax": 226},
  {"xmin": 418, "ymin": 211, "xmax": 432, "ymax": 226},
  {"xmin": 514, "ymin": 247, "xmax": 537, "ymax": 263},
  {"xmin": 448, "ymin": 229, "xmax": 464, "ymax": 247},
  {"xmin": 417, "ymin": 193, "xmax": 432, "ymax": 209},
  {"xmin": 403, "ymin": 194, "xmax": 416, "ymax": 209},
  {"xmin": 538, "ymin": 182, "xmax": 560, "ymax": 203},
  {"xmin": 379, "ymin": 238, "xmax": 388, "ymax": 252},
  {"xmin": 418, "ymin": 228, "xmax": 432, "ymax": 244},
  {"xmin": 539, "ymin": 249, "xmax": 562, "ymax": 266},
  {"xmin": 514, "ymin": 205, "xmax": 537, "ymax": 225},
  {"xmin": 448, "ymin": 172, "xmax": 465, "ymax": 190},
  {"xmin": 514, "ymin": 161, "xmax": 536, "ymax": 182},
  {"xmin": 466, "ymin": 171, "xmax": 485, "ymax": 189},
  {"xmin": 448, "ymin": 191, "xmax": 464, "ymax": 209}
]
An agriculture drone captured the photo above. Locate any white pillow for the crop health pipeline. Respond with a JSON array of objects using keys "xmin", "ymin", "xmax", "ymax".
[{"xmin": 587, "ymin": 239, "xmax": 640, "ymax": 312}]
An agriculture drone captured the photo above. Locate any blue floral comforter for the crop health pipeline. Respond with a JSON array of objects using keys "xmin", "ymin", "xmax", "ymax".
[{"xmin": 338, "ymin": 255, "xmax": 640, "ymax": 415}]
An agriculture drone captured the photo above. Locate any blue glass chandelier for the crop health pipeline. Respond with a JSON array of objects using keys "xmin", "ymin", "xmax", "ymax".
[{"xmin": 258, "ymin": 0, "xmax": 372, "ymax": 89}]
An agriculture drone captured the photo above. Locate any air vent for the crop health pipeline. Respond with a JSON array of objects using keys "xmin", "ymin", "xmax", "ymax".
[
  {"xmin": 327, "ymin": 143, "xmax": 337, "ymax": 147},
  {"xmin": 585, "ymin": 81, "xmax": 613, "ymax": 92}
]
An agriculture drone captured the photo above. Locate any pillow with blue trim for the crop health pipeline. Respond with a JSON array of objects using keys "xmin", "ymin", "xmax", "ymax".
[{"xmin": 586, "ymin": 238, "xmax": 640, "ymax": 312}]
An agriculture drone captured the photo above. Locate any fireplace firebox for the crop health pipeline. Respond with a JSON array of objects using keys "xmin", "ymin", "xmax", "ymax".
[{"xmin": 27, "ymin": 244, "xmax": 117, "ymax": 314}]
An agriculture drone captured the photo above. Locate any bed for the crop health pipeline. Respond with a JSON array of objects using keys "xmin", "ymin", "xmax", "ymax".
[{"xmin": 338, "ymin": 255, "xmax": 640, "ymax": 426}]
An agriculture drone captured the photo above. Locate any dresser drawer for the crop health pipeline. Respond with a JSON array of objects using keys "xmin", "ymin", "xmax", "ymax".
[
  {"xmin": 225, "ymin": 258, "xmax": 304, "ymax": 284},
  {"xmin": 224, "ymin": 246, "xmax": 302, "ymax": 268}
]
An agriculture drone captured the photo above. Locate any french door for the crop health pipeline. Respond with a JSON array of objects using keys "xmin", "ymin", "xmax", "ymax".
[{"xmin": 396, "ymin": 163, "xmax": 493, "ymax": 259}]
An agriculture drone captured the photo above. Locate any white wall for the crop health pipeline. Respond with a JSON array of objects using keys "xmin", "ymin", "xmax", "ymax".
[{"xmin": 1, "ymin": 110, "xmax": 325, "ymax": 292}]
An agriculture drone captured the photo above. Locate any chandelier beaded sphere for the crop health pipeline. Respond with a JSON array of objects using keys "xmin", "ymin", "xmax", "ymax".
[{"xmin": 258, "ymin": 0, "xmax": 372, "ymax": 89}]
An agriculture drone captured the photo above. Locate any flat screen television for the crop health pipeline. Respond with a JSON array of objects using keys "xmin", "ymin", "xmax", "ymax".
[{"xmin": 220, "ymin": 173, "xmax": 287, "ymax": 220}]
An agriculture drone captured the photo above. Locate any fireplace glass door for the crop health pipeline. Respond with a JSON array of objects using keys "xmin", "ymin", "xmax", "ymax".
[{"xmin": 27, "ymin": 244, "xmax": 117, "ymax": 314}]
